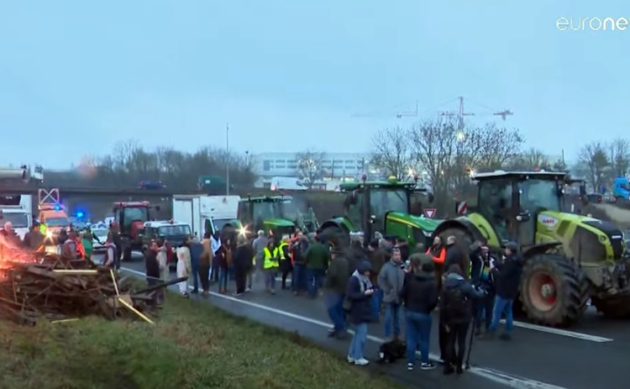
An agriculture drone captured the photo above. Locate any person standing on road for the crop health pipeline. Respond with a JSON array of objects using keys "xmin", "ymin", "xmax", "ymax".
[
  {"xmin": 278, "ymin": 235, "xmax": 292, "ymax": 289},
  {"xmin": 263, "ymin": 238, "xmax": 279, "ymax": 294},
  {"xmin": 367, "ymin": 239, "xmax": 386, "ymax": 321},
  {"xmin": 324, "ymin": 247, "xmax": 350, "ymax": 339},
  {"xmin": 470, "ymin": 241, "xmax": 497, "ymax": 335},
  {"xmin": 210, "ymin": 230, "xmax": 222, "ymax": 283},
  {"xmin": 290, "ymin": 231, "xmax": 309, "ymax": 295},
  {"xmin": 400, "ymin": 254, "xmax": 438, "ymax": 371},
  {"xmin": 440, "ymin": 264, "xmax": 483, "ymax": 375},
  {"xmin": 444, "ymin": 236, "xmax": 470, "ymax": 280},
  {"xmin": 346, "ymin": 260, "xmax": 374, "ymax": 366},
  {"xmin": 215, "ymin": 238, "xmax": 232, "ymax": 294},
  {"xmin": 233, "ymin": 235, "xmax": 254, "ymax": 296},
  {"xmin": 378, "ymin": 246, "xmax": 405, "ymax": 341},
  {"xmin": 157, "ymin": 240, "xmax": 169, "ymax": 304},
  {"xmin": 252, "ymin": 230, "xmax": 268, "ymax": 286},
  {"xmin": 144, "ymin": 240, "xmax": 161, "ymax": 304},
  {"xmin": 485, "ymin": 242, "xmax": 523, "ymax": 341},
  {"xmin": 176, "ymin": 238, "xmax": 191, "ymax": 297},
  {"xmin": 189, "ymin": 235, "xmax": 203, "ymax": 294},
  {"xmin": 199, "ymin": 232, "xmax": 212, "ymax": 296},
  {"xmin": 305, "ymin": 236, "xmax": 330, "ymax": 298}
]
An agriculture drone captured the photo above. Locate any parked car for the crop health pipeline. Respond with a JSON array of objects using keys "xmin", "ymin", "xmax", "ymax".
[{"xmin": 92, "ymin": 228, "xmax": 109, "ymax": 252}]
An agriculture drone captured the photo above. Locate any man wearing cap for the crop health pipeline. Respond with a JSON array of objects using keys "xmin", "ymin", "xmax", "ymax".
[
  {"xmin": 485, "ymin": 241, "xmax": 523, "ymax": 340},
  {"xmin": 378, "ymin": 245, "xmax": 405, "ymax": 340},
  {"xmin": 324, "ymin": 246, "xmax": 350, "ymax": 339}
]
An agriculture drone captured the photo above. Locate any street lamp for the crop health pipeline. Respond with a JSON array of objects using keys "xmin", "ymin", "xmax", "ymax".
[{"xmin": 456, "ymin": 131, "xmax": 465, "ymax": 142}]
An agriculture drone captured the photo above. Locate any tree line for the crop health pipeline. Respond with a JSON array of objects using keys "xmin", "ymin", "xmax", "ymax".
[
  {"xmin": 46, "ymin": 139, "xmax": 256, "ymax": 190},
  {"xmin": 575, "ymin": 140, "xmax": 630, "ymax": 192}
]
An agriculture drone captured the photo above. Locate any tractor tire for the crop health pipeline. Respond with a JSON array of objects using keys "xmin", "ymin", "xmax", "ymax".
[
  {"xmin": 319, "ymin": 226, "xmax": 349, "ymax": 249},
  {"xmin": 438, "ymin": 227, "xmax": 474, "ymax": 282},
  {"xmin": 591, "ymin": 295, "xmax": 630, "ymax": 319},
  {"xmin": 520, "ymin": 253, "xmax": 590, "ymax": 327}
]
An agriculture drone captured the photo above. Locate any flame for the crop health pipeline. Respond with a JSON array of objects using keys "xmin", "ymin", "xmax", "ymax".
[{"xmin": 0, "ymin": 234, "xmax": 36, "ymax": 273}]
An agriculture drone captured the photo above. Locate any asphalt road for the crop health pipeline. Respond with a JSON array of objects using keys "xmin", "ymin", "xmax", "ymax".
[{"xmin": 117, "ymin": 254, "xmax": 629, "ymax": 389}]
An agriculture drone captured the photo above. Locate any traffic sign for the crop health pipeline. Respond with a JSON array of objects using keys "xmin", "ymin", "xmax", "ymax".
[
  {"xmin": 423, "ymin": 208, "xmax": 436, "ymax": 218},
  {"xmin": 456, "ymin": 201, "xmax": 467, "ymax": 215}
]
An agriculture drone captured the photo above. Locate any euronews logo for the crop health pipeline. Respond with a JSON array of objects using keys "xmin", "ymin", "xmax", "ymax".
[{"xmin": 557, "ymin": 17, "xmax": 630, "ymax": 31}]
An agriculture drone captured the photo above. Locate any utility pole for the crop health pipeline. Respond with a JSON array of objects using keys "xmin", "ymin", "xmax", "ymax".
[{"xmin": 226, "ymin": 123, "xmax": 230, "ymax": 196}]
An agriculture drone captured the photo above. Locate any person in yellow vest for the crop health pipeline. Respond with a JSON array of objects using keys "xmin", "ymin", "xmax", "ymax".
[
  {"xmin": 279, "ymin": 235, "xmax": 292, "ymax": 290},
  {"xmin": 263, "ymin": 238, "xmax": 280, "ymax": 294}
]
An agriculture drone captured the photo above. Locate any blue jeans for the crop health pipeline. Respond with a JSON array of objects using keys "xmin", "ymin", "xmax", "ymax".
[
  {"xmin": 292, "ymin": 263, "xmax": 307, "ymax": 292},
  {"xmin": 348, "ymin": 323, "xmax": 368, "ymax": 360},
  {"xmin": 489, "ymin": 296, "xmax": 514, "ymax": 333},
  {"xmin": 371, "ymin": 288, "xmax": 383, "ymax": 321},
  {"xmin": 325, "ymin": 293, "xmax": 346, "ymax": 332},
  {"xmin": 476, "ymin": 291, "xmax": 495, "ymax": 331},
  {"xmin": 307, "ymin": 268, "xmax": 324, "ymax": 297},
  {"xmin": 384, "ymin": 302, "xmax": 401, "ymax": 338},
  {"xmin": 405, "ymin": 311, "xmax": 432, "ymax": 365},
  {"xmin": 265, "ymin": 269, "xmax": 277, "ymax": 290},
  {"xmin": 218, "ymin": 267, "xmax": 228, "ymax": 290}
]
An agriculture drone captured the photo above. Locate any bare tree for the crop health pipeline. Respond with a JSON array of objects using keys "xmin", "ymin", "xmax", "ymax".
[
  {"xmin": 369, "ymin": 127, "xmax": 414, "ymax": 180},
  {"xmin": 609, "ymin": 138, "xmax": 630, "ymax": 177},
  {"xmin": 473, "ymin": 123, "xmax": 525, "ymax": 171},
  {"xmin": 296, "ymin": 150, "xmax": 326, "ymax": 188},
  {"xmin": 578, "ymin": 141, "xmax": 609, "ymax": 191},
  {"xmin": 508, "ymin": 147, "xmax": 549, "ymax": 170}
]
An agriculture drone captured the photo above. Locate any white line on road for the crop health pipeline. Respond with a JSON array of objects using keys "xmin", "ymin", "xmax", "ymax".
[
  {"xmin": 122, "ymin": 267, "xmax": 571, "ymax": 389},
  {"xmin": 269, "ymin": 277, "xmax": 613, "ymax": 343}
]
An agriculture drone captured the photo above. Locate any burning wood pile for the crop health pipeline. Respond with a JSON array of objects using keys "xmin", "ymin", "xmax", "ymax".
[{"xmin": 0, "ymin": 235, "xmax": 175, "ymax": 325}]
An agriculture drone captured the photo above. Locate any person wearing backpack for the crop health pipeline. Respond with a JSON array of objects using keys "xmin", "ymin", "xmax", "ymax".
[{"xmin": 439, "ymin": 264, "xmax": 483, "ymax": 375}]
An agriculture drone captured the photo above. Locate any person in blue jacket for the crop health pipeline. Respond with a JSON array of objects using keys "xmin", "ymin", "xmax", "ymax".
[{"xmin": 346, "ymin": 260, "xmax": 374, "ymax": 366}]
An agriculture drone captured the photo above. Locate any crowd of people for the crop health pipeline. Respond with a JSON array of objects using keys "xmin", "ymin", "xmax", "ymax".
[
  {"xmin": 144, "ymin": 227, "xmax": 524, "ymax": 375},
  {"xmin": 0, "ymin": 220, "xmax": 120, "ymax": 267}
]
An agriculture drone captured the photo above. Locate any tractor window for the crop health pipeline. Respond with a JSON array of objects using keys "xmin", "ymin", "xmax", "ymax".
[
  {"xmin": 478, "ymin": 179, "xmax": 512, "ymax": 240},
  {"xmin": 519, "ymin": 179, "xmax": 561, "ymax": 212},
  {"xmin": 370, "ymin": 189, "xmax": 408, "ymax": 219},
  {"xmin": 279, "ymin": 201, "xmax": 297, "ymax": 220},
  {"xmin": 123, "ymin": 207, "xmax": 148, "ymax": 228},
  {"xmin": 346, "ymin": 192, "xmax": 363, "ymax": 229},
  {"xmin": 252, "ymin": 202, "xmax": 277, "ymax": 221}
]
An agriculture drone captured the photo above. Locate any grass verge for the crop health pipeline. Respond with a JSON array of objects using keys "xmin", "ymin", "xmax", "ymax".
[{"xmin": 0, "ymin": 291, "xmax": 404, "ymax": 389}]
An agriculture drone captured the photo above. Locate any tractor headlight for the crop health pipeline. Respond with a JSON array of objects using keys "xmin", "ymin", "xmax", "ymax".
[
  {"xmin": 46, "ymin": 231, "xmax": 53, "ymax": 239},
  {"xmin": 238, "ymin": 226, "xmax": 248, "ymax": 236}
]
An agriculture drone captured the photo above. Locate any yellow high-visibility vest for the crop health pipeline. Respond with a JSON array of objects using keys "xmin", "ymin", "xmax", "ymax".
[
  {"xmin": 263, "ymin": 247, "xmax": 279, "ymax": 269},
  {"xmin": 278, "ymin": 242, "xmax": 288, "ymax": 260}
]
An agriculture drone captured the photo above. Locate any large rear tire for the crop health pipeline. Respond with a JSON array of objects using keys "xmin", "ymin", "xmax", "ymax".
[
  {"xmin": 438, "ymin": 227, "xmax": 474, "ymax": 283},
  {"xmin": 520, "ymin": 254, "xmax": 590, "ymax": 327},
  {"xmin": 319, "ymin": 225, "xmax": 349, "ymax": 250}
]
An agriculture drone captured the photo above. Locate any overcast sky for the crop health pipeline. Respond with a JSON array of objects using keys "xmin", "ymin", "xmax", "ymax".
[{"xmin": 0, "ymin": 0, "xmax": 627, "ymax": 169}]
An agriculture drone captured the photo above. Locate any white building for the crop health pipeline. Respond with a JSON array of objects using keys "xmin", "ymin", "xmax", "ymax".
[{"xmin": 251, "ymin": 152, "xmax": 370, "ymax": 180}]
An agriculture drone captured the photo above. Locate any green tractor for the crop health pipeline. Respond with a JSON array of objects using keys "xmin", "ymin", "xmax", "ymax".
[
  {"xmin": 432, "ymin": 170, "xmax": 630, "ymax": 327},
  {"xmin": 319, "ymin": 176, "xmax": 439, "ymax": 248},
  {"xmin": 229, "ymin": 195, "xmax": 319, "ymax": 239}
]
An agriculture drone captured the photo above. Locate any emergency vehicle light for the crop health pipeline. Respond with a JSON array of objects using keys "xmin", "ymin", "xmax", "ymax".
[{"xmin": 76, "ymin": 211, "xmax": 84, "ymax": 218}]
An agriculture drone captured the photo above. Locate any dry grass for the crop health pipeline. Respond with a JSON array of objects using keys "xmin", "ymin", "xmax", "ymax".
[{"xmin": 0, "ymin": 292, "xmax": 403, "ymax": 389}]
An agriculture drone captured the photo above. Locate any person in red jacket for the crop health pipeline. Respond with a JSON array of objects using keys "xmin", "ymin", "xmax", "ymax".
[{"xmin": 426, "ymin": 236, "xmax": 446, "ymax": 265}]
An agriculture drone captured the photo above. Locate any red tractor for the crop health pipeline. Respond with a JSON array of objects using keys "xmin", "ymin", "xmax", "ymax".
[{"xmin": 112, "ymin": 201, "xmax": 160, "ymax": 261}]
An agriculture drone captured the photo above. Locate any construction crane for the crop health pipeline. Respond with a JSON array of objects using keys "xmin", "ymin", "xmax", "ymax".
[{"xmin": 440, "ymin": 96, "xmax": 513, "ymax": 130}]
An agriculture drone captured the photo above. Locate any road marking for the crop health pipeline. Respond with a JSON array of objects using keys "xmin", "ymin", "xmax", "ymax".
[
  {"xmin": 268, "ymin": 277, "xmax": 613, "ymax": 343},
  {"xmin": 122, "ymin": 267, "xmax": 571, "ymax": 389}
]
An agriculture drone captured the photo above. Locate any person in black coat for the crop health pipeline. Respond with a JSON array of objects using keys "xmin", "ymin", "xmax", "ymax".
[
  {"xmin": 233, "ymin": 236, "xmax": 254, "ymax": 296},
  {"xmin": 469, "ymin": 242, "xmax": 497, "ymax": 335},
  {"xmin": 400, "ymin": 254, "xmax": 438, "ymax": 370},
  {"xmin": 486, "ymin": 242, "xmax": 523, "ymax": 340},
  {"xmin": 144, "ymin": 240, "xmax": 161, "ymax": 304},
  {"xmin": 346, "ymin": 260, "xmax": 374, "ymax": 366},
  {"xmin": 439, "ymin": 264, "xmax": 483, "ymax": 374},
  {"xmin": 444, "ymin": 236, "xmax": 469, "ymax": 279}
]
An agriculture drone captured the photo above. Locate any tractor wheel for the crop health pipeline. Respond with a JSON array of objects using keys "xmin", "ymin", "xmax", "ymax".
[
  {"xmin": 319, "ymin": 226, "xmax": 349, "ymax": 249},
  {"xmin": 520, "ymin": 253, "xmax": 590, "ymax": 327},
  {"xmin": 591, "ymin": 295, "xmax": 630, "ymax": 319}
]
